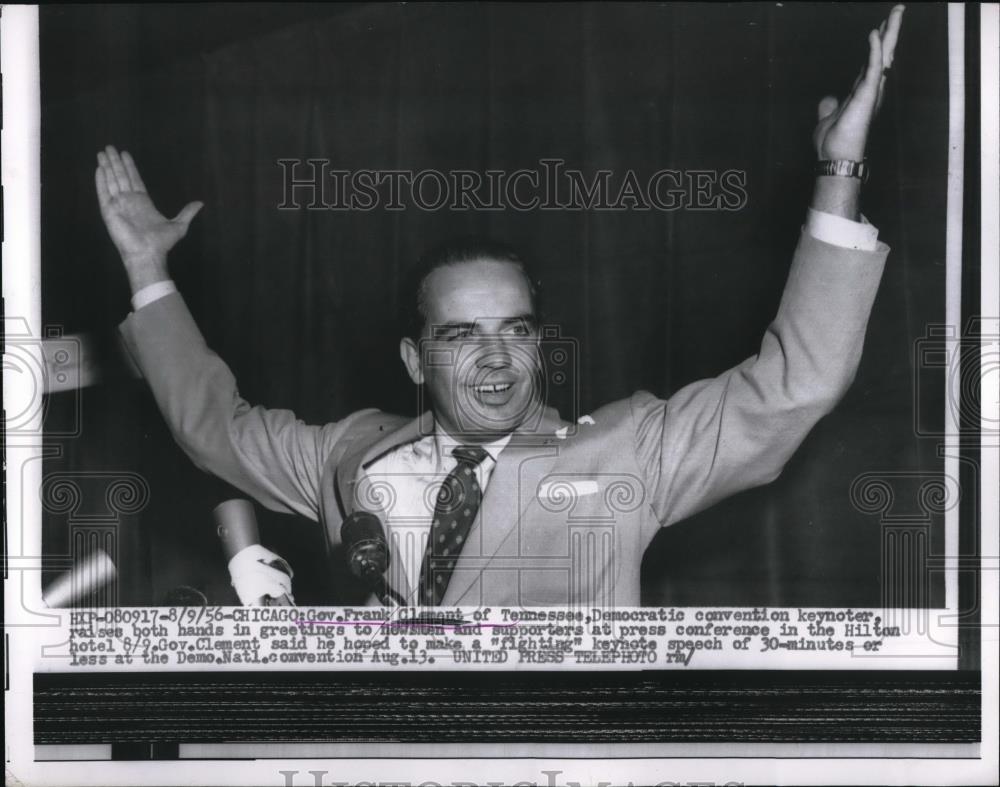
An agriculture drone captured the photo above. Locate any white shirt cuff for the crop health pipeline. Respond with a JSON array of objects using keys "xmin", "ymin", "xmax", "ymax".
[
  {"xmin": 805, "ymin": 208, "xmax": 879, "ymax": 252},
  {"xmin": 131, "ymin": 280, "xmax": 178, "ymax": 311}
]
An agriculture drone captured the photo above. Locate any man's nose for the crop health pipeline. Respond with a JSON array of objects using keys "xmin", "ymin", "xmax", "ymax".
[{"xmin": 473, "ymin": 335, "xmax": 514, "ymax": 368}]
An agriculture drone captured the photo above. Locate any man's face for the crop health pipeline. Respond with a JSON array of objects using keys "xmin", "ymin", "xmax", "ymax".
[{"xmin": 400, "ymin": 259, "xmax": 542, "ymax": 442}]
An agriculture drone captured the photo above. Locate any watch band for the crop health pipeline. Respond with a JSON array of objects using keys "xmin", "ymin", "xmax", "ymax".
[{"xmin": 815, "ymin": 159, "xmax": 870, "ymax": 184}]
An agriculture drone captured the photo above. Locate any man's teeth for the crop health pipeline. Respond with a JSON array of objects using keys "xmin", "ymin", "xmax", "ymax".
[{"xmin": 473, "ymin": 383, "xmax": 513, "ymax": 394}]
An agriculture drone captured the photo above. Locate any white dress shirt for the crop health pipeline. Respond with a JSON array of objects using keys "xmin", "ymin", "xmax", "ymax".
[{"xmin": 362, "ymin": 429, "xmax": 511, "ymax": 597}]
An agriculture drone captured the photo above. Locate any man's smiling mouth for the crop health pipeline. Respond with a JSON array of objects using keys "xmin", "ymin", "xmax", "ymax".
[{"xmin": 471, "ymin": 382, "xmax": 513, "ymax": 394}]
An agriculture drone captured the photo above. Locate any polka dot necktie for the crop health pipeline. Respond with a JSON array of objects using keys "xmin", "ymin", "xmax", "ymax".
[{"xmin": 417, "ymin": 445, "xmax": 490, "ymax": 606}]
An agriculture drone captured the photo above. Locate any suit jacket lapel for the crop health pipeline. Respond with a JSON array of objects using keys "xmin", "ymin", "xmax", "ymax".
[
  {"xmin": 335, "ymin": 410, "xmax": 433, "ymax": 518},
  {"xmin": 443, "ymin": 407, "xmax": 568, "ymax": 606},
  {"xmin": 334, "ymin": 410, "xmax": 433, "ymax": 601}
]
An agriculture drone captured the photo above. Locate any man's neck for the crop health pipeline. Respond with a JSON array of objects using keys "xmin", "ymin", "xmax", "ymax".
[{"xmin": 433, "ymin": 422, "xmax": 512, "ymax": 460}]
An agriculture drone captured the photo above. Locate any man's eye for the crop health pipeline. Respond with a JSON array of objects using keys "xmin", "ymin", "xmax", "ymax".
[
  {"xmin": 502, "ymin": 322, "xmax": 532, "ymax": 336},
  {"xmin": 433, "ymin": 326, "xmax": 471, "ymax": 341}
]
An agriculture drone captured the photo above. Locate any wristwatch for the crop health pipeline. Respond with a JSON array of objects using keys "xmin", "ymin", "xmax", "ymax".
[{"xmin": 815, "ymin": 159, "xmax": 870, "ymax": 184}]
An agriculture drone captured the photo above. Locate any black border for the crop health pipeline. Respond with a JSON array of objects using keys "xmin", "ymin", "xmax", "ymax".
[
  {"xmin": 34, "ymin": 670, "xmax": 980, "ymax": 748},
  {"xmin": 958, "ymin": 0, "xmax": 984, "ymax": 674}
]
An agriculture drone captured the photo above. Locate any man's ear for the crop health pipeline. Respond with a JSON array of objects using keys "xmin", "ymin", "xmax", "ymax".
[{"xmin": 399, "ymin": 337, "xmax": 424, "ymax": 385}]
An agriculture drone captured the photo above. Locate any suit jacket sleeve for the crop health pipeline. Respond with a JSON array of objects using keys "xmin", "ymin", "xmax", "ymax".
[
  {"xmin": 631, "ymin": 227, "xmax": 890, "ymax": 542},
  {"xmin": 119, "ymin": 292, "xmax": 369, "ymax": 520}
]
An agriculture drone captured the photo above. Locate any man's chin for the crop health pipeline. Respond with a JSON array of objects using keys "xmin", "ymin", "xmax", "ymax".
[{"xmin": 459, "ymin": 400, "xmax": 543, "ymax": 438}]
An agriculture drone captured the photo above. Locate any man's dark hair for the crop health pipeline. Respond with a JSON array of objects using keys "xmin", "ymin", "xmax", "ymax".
[{"xmin": 401, "ymin": 237, "xmax": 542, "ymax": 340}]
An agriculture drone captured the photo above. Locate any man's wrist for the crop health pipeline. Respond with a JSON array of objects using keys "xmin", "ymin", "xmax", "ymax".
[
  {"xmin": 810, "ymin": 175, "xmax": 862, "ymax": 222},
  {"xmin": 123, "ymin": 252, "xmax": 170, "ymax": 295}
]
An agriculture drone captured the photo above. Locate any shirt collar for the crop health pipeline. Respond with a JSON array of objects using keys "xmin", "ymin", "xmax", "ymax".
[{"xmin": 430, "ymin": 424, "xmax": 512, "ymax": 464}]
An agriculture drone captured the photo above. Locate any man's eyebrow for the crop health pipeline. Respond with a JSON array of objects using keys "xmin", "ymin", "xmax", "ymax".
[
  {"xmin": 500, "ymin": 314, "xmax": 537, "ymax": 325},
  {"xmin": 434, "ymin": 316, "xmax": 535, "ymax": 328},
  {"xmin": 433, "ymin": 321, "xmax": 475, "ymax": 331},
  {"xmin": 429, "ymin": 321, "xmax": 474, "ymax": 337}
]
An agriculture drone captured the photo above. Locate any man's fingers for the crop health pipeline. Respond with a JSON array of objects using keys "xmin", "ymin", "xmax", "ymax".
[
  {"xmin": 867, "ymin": 29, "xmax": 883, "ymax": 79},
  {"xmin": 120, "ymin": 151, "xmax": 147, "ymax": 193},
  {"xmin": 881, "ymin": 5, "xmax": 905, "ymax": 68},
  {"xmin": 173, "ymin": 201, "xmax": 204, "ymax": 230},
  {"xmin": 846, "ymin": 68, "xmax": 864, "ymax": 103},
  {"xmin": 817, "ymin": 96, "xmax": 839, "ymax": 121},
  {"xmin": 97, "ymin": 151, "xmax": 120, "ymax": 198},
  {"xmin": 859, "ymin": 29, "xmax": 883, "ymax": 98},
  {"xmin": 95, "ymin": 164, "xmax": 112, "ymax": 209},
  {"xmin": 847, "ymin": 27, "xmax": 879, "ymax": 103},
  {"xmin": 875, "ymin": 6, "xmax": 904, "ymax": 113},
  {"xmin": 104, "ymin": 145, "xmax": 131, "ymax": 193}
]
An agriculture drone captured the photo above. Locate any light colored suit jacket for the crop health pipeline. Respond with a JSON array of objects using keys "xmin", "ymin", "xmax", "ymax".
[{"xmin": 119, "ymin": 229, "xmax": 889, "ymax": 607}]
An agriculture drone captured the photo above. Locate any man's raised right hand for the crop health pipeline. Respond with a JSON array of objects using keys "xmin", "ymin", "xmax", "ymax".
[{"xmin": 95, "ymin": 145, "xmax": 203, "ymax": 292}]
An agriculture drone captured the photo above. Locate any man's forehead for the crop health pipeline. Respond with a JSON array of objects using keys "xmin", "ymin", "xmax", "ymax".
[{"xmin": 424, "ymin": 259, "xmax": 534, "ymax": 319}]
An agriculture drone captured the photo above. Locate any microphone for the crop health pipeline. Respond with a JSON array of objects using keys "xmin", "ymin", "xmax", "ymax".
[
  {"xmin": 42, "ymin": 548, "xmax": 117, "ymax": 608},
  {"xmin": 214, "ymin": 498, "xmax": 293, "ymax": 606},
  {"xmin": 341, "ymin": 511, "xmax": 405, "ymax": 606}
]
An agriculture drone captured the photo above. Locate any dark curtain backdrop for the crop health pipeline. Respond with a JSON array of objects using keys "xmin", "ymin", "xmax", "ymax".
[{"xmin": 40, "ymin": 3, "xmax": 948, "ymax": 607}]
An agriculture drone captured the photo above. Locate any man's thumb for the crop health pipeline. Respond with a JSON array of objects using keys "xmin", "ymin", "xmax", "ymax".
[
  {"xmin": 174, "ymin": 201, "xmax": 204, "ymax": 230},
  {"xmin": 817, "ymin": 96, "xmax": 839, "ymax": 121}
]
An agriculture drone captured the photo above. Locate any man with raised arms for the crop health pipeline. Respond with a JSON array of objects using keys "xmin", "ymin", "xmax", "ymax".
[{"xmin": 96, "ymin": 8, "xmax": 904, "ymax": 607}]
